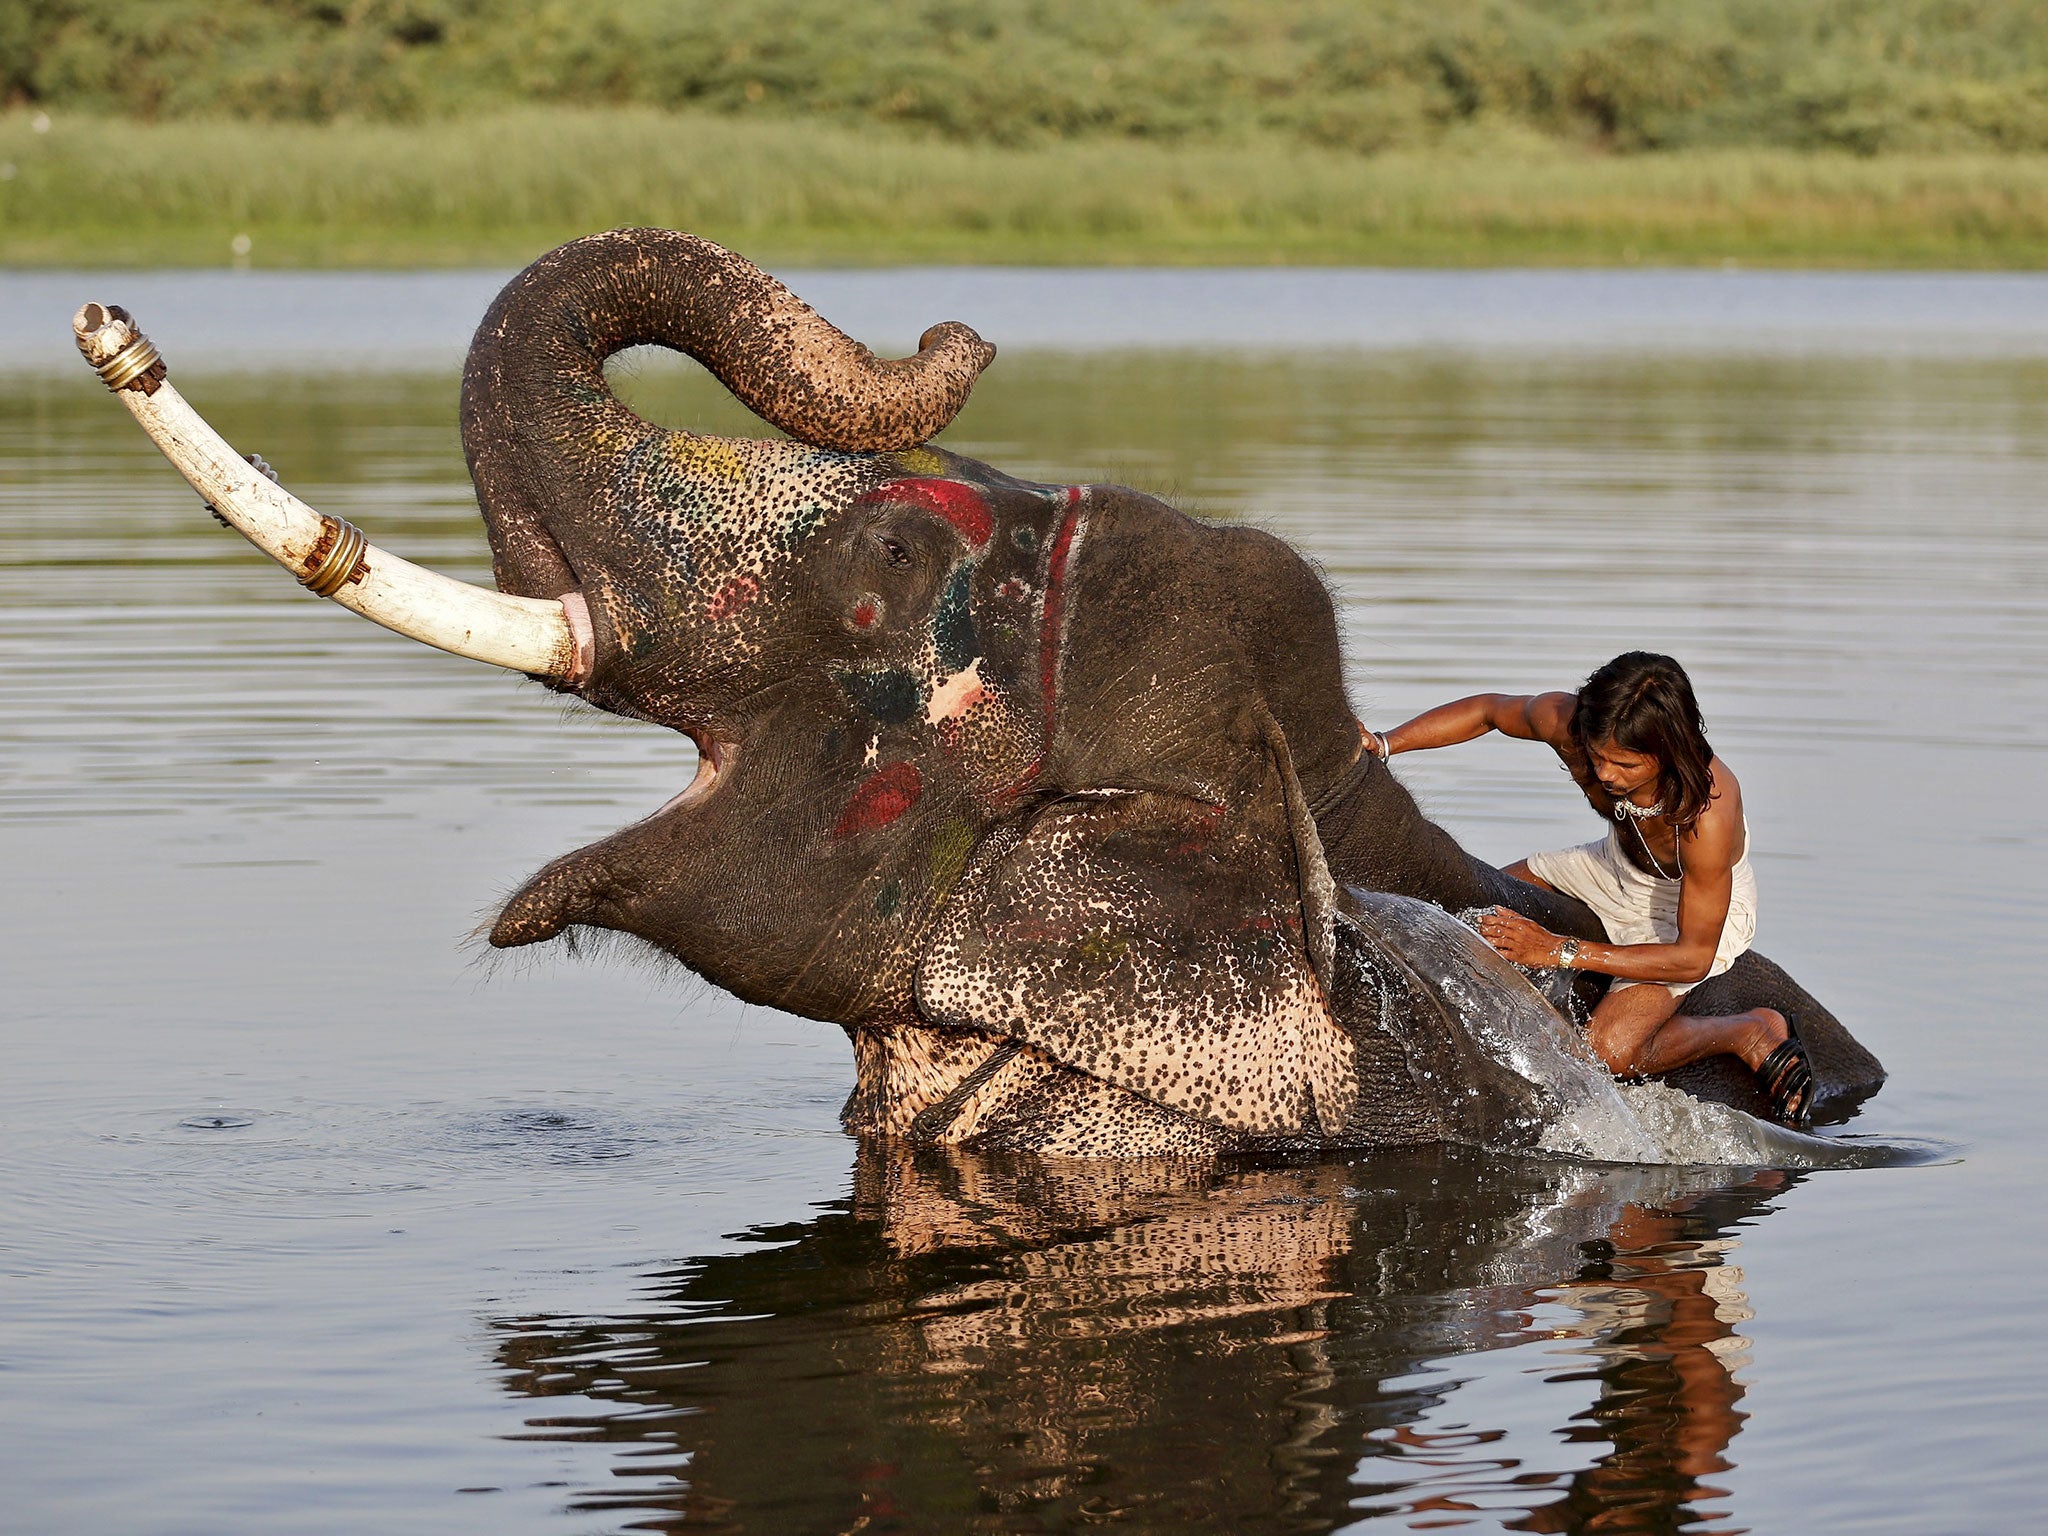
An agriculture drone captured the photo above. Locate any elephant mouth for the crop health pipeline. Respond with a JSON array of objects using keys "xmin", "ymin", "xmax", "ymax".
[
  {"xmin": 557, "ymin": 591, "xmax": 597, "ymax": 686},
  {"xmin": 544, "ymin": 559, "xmax": 728, "ymax": 809},
  {"xmin": 659, "ymin": 731, "xmax": 732, "ymax": 813},
  {"xmin": 483, "ymin": 702, "xmax": 738, "ymax": 951}
]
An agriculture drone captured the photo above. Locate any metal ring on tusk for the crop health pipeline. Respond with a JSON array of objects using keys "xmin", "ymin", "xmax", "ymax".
[
  {"xmin": 96, "ymin": 334, "xmax": 163, "ymax": 392},
  {"xmin": 301, "ymin": 517, "xmax": 368, "ymax": 598}
]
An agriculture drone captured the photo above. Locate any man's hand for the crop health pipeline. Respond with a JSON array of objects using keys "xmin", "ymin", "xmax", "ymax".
[{"xmin": 1476, "ymin": 906, "xmax": 1567, "ymax": 969}]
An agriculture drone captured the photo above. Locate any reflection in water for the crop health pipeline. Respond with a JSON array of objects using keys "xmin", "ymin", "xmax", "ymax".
[{"xmin": 494, "ymin": 1147, "xmax": 1790, "ymax": 1533}]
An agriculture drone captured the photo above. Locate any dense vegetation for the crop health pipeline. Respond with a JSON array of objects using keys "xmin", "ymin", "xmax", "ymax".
[
  {"xmin": 8, "ymin": 107, "xmax": 2044, "ymax": 269},
  {"xmin": 5, "ymin": 2, "xmax": 2048, "ymax": 266},
  {"xmin": 12, "ymin": 0, "xmax": 2048, "ymax": 155}
]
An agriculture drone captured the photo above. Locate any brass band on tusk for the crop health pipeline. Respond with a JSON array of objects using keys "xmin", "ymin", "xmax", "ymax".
[
  {"xmin": 95, "ymin": 334, "xmax": 163, "ymax": 392},
  {"xmin": 301, "ymin": 517, "xmax": 368, "ymax": 598}
]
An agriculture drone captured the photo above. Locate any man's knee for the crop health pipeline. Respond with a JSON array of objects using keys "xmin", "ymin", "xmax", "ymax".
[
  {"xmin": 1586, "ymin": 1022, "xmax": 1642, "ymax": 1077},
  {"xmin": 1587, "ymin": 987, "xmax": 1682, "ymax": 1077}
]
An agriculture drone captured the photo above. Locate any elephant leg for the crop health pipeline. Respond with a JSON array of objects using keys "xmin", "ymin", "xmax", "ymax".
[
  {"xmin": 946, "ymin": 1068, "xmax": 1240, "ymax": 1157},
  {"xmin": 848, "ymin": 1021, "xmax": 1238, "ymax": 1156}
]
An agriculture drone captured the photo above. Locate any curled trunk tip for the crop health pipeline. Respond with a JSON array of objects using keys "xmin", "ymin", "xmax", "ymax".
[{"xmin": 463, "ymin": 229, "xmax": 998, "ymax": 468}]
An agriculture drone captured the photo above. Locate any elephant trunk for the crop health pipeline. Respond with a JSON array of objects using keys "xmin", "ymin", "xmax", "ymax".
[
  {"xmin": 459, "ymin": 228, "xmax": 996, "ymax": 601},
  {"xmin": 72, "ymin": 302, "xmax": 587, "ymax": 681}
]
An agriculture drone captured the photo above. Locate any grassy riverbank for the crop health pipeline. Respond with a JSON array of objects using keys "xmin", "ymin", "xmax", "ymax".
[{"xmin": 6, "ymin": 108, "xmax": 2048, "ymax": 269}]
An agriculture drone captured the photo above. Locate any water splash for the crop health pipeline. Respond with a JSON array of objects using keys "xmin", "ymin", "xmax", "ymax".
[{"xmin": 1344, "ymin": 892, "xmax": 1924, "ymax": 1170}]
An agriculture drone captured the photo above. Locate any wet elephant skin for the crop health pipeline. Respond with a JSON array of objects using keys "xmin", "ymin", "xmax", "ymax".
[{"xmin": 463, "ymin": 228, "xmax": 1883, "ymax": 1152}]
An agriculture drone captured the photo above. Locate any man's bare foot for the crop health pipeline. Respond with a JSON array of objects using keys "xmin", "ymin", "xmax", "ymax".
[{"xmin": 1736, "ymin": 1007, "xmax": 1791, "ymax": 1072}]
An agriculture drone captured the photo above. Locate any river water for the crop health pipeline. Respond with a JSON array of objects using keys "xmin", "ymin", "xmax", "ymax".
[{"xmin": 2, "ymin": 267, "xmax": 2044, "ymax": 1533}]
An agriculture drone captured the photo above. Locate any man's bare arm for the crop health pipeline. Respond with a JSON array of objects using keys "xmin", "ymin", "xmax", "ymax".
[
  {"xmin": 1477, "ymin": 792, "xmax": 1739, "ymax": 984},
  {"xmin": 1368, "ymin": 692, "xmax": 1578, "ymax": 758}
]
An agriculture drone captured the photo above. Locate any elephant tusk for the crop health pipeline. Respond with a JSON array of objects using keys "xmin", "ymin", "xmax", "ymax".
[{"xmin": 73, "ymin": 302, "xmax": 585, "ymax": 683}]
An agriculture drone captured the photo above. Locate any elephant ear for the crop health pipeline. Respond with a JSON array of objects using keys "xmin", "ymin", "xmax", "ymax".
[{"xmin": 916, "ymin": 709, "xmax": 1355, "ymax": 1136}]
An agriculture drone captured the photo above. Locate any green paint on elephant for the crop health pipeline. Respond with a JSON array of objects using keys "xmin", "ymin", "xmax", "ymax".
[
  {"xmin": 929, "ymin": 819, "xmax": 978, "ymax": 897},
  {"xmin": 932, "ymin": 564, "xmax": 978, "ymax": 674},
  {"xmin": 1072, "ymin": 927, "xmax": 1131, "ymax": 970},
  {"xmin": 837, "ymin": 667, "xmax": 922, "ymax": 725},
  {"xmin": 778, "ymin": 501, "xmax": 829, "ymax": 551}
]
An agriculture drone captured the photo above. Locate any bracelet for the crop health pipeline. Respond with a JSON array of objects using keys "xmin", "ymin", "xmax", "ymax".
[
  {"xmin": 1556, "ymin": 937, "xmax": 1581, "ymax": 970},
  {"xmin": 1365, "ymin": 727, "xmax": 1392, "ymax": 764}
]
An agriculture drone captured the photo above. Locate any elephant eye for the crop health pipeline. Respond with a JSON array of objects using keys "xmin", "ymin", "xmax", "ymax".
[{"xmin": 875, "ymin": 534, "xmax": 913, "ymax": 568}]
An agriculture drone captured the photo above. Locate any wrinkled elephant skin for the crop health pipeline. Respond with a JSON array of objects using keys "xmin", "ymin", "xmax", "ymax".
[{"xmin": 440, "ymin": 230, "xmax": 1884, "ymax": 1156}]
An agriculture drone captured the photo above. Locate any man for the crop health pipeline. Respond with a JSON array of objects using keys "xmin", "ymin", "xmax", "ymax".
[{"xmin": 1362, "ymin": 652, "xmax": 1813, "ymax": 1128}]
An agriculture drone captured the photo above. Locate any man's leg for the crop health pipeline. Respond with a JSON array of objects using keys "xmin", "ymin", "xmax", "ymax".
[{"xmin": 1587, "ymin": 984, "xmax": 1790, "ymax": 1080}]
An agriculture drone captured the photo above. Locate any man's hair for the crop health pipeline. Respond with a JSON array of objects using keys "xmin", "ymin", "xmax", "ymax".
[{"xmin": 1570, "ymin": 652, "xmax": 1716, "ymax": 830}]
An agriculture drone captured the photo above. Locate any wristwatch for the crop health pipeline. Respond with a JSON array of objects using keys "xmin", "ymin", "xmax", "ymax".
[{"xmin": 1556, "ymin": 937, "xmax": 1581, "ymax": 970}]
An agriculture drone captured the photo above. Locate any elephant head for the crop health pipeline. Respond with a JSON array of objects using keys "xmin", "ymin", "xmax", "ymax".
[
  {"xmin": 454, "ymin": 228, "xmax": 1431, "ymax": 1149},
  {"xmin": 80, "ymin": 227, "xmax": 1884, "ymax": 1153}
]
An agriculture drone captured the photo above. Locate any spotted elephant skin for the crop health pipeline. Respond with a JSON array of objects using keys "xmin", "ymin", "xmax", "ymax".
[{"xmin": 469, "ymin": 229, "xmax": 1885, "ymax": 1157}]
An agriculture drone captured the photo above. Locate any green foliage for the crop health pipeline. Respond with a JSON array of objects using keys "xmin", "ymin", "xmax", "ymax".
[
  {"xmin": 12, "ymin": 0, "xmax": 2048, "ymax": 155},
  {"xmin": 5, "ymin": 107, "xmax": 2046, "ymax": 268}
]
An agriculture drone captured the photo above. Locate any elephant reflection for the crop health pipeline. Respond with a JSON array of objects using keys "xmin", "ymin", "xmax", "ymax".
[{"xmin": 493, "ymin": 1146, "xmax": 1790, "ymax": 1532}]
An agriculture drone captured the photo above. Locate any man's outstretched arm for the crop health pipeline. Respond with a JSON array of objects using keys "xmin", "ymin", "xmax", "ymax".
[{"xmin": 1367, "ymin": 691, "xmax": 1576, "ymax": 758}]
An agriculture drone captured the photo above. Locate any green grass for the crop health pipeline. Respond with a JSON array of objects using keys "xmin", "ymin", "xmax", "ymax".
[{"xmin": 5, "ymin": 107, "xmax": 2048, "ymax": 269}]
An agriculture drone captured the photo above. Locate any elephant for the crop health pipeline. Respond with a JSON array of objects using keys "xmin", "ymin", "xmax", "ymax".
[{"xmin": 75, "ymin": 227, "xmax": 1884, "ymax": 1158}]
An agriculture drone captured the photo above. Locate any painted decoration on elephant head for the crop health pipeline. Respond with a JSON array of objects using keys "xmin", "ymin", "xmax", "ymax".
[
  {"xmin": 828, "ymin": 468, "xmax": 1087, "ymax": 847},
  {"xmin": 590, "ymin": 426, "xmax": 883, "ymax": 664}
]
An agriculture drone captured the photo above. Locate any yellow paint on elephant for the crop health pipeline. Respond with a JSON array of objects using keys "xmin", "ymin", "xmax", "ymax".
[
  {"xmin": 585, "ymin": 421, "xmax": 637, "ymax": 457},
  {"xmin": 665, "ymin": 434, "xmax": 750, "ymax": 481},
  {"xmin": 552, "ymin": 421, "xmax": 628, "ymax": 459},
  {"xmin": 895, "ymin": 447, "xmax": 945, "ymax": 477}
]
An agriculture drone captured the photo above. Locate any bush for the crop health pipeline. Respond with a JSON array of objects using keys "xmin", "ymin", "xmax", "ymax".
[{"xmin": 11, "ymin": 0, "xmax": 2048, "ymax": 155}]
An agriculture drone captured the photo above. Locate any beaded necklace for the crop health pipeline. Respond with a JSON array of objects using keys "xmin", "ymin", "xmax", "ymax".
[{"xmin": 1612, "ymin": 795, "xmax": 1682, "ymax": 879}]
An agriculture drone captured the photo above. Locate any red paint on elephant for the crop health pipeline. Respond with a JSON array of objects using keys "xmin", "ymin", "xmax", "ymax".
[
  {"xmin": 1039, "ymin": 488, "xmax": 1086, "ymax": 738},
  {"xmin": 707, "ymin": 575, "xmax": 759, "ymax": 622},
  {"xmin": 832, "ymin": 761, "xmax": 924, "ymax": 839},
  {"xmin": 992, "ymin": 487, "xmax": 1088, "ymax": 804},
  {"xmin": 1171, "ymin": 800, "xmax": 1228, "ymax": 855},
  {"xmin": 869, "ymin": 478, "xmax": 992, "ymax": 548}
]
